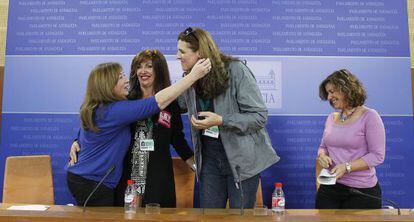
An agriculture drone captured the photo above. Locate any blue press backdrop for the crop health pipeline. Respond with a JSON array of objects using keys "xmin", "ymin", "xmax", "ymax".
[{"xmin": 1, "ymin": 0, "xmax": 413, "ymax": 208}]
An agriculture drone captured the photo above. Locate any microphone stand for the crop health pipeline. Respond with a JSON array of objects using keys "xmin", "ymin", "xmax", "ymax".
[
  {"xmin": 349, "ymin": 188, "xmax": 401, "ymax": 216},
  {"xmin": 83, "ymin": 165, "xmax": 115, "ymax": 212},
  {"xmin": 235, "ymin": 166, "xmax": 244, "ymax": 216}
]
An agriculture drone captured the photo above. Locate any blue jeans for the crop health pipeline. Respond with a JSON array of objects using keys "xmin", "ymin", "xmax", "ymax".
[{"xmin": 199, "ymin": 137, "xmax": 259, "ymax": 209}]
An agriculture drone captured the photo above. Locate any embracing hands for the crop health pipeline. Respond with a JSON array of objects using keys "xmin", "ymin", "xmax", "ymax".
[
  {"xmin": 188, "ymin": 58, "xmax": 211, "ymax": 80},
  {"xmin": 68, "ymin": 141, "xmax": 80, "ymax": 166}
]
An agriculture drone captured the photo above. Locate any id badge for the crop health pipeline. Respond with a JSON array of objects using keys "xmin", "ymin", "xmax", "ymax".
[
  {"xmin": 158, "ymin": 110, "xmax": 171, "ymax": 128},
  {"xmin": 140, "ymin": 139, "xmax": 155, "ymax": 151},
  {"xmin": 202, "ymin": 126, "xmax": 219, "ymax": 138}
]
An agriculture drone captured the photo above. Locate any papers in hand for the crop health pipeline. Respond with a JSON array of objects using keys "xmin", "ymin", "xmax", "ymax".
[
  {"xmin": 317, "ymin": 168, "xmax": 337, "ymax": 185},
  {"xmin": 7, "ymin": 205, "xmax": 50, "ymax": 211}
]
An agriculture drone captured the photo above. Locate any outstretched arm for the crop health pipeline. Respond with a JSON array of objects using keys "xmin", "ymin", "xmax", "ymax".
[{"xmin": 155, "ymin": 59, "xmax": 211, "ymax": 110}]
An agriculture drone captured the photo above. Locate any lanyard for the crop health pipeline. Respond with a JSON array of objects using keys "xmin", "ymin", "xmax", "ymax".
[
  {"xmin": 198, "ymin": 98, "xmax": 211, "ymax": 112},
  {"xmin": 145, "ymin": 118, "xmax": 153, "ymax": 132}
]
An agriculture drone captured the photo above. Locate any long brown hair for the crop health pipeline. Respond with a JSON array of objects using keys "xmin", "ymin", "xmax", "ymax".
[
  {"xmin": 178, "ymin": 27, "xmax": 235, "ymax": 99},
  {"xmin": 128, "ymin": 49, "xmax": 171, "ymax": 100},
  {"xmin": 80, "ymin": 62, "xmax": 123, "ymax": 132},
  {"xmin": 319, "ymin": 69, "xmax": 367, "ymax": 108}
]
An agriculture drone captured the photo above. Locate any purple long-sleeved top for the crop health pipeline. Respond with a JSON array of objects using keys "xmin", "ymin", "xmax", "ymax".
[{"xmin": 318, "ymin": 108, "xmax": 386, "ymax": 188}]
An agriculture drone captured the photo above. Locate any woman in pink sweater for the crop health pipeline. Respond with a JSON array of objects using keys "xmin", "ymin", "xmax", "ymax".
[{"xmin": 315, "ymin": 69, "xmax": 386, "ymax": 209}]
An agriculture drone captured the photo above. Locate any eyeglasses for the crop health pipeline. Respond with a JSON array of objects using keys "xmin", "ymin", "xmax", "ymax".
[{"xmin": 183, "ymin": 27, "xmax": 198, "ymax": 41}]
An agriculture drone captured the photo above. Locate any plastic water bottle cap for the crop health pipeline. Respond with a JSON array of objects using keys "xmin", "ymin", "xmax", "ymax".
[
  {"xmin": 127, "ymin": 179, "xmax": 135, "ymax": 185},
  {"xmin": 275, "ymin": 182, "xmax": 282, "ymax": 188}
]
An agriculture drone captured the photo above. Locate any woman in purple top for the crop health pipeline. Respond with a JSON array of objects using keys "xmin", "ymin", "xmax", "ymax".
[{"xmin": 315, "ymin": 69, "xmax": 386, "ymax": 209}]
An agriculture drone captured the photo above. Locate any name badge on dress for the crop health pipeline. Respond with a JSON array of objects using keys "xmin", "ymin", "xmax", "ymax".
[
  {"xmin": 202, "ymin": 126, "xmax": 219, "ymax": 138},
  {"xmin": 140, "ymin": 139, "xmax": 154, "ymax": 151},
  {"xmin": 158, "ymin": 110, "xmax": 171, "ymax": 128}
]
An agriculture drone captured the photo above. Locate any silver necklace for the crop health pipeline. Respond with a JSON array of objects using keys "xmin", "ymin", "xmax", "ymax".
[{"xmin": 340, "ymin": 108, "xmax": 357, "ymax": 122}]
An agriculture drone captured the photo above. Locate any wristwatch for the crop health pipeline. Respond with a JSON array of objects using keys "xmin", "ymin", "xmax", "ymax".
[{"xmin": 345, "ymin": 162, "xmax": 352, "ymax": 173}]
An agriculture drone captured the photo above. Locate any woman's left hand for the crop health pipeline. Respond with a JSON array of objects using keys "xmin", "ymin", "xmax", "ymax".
[
  {"xmin": 190, "ymin": 111, "xmax": 222, "ymax": 129},
  {"xmin": 331, "ymin": 163, "xmax": 347, "ymax": 179}
]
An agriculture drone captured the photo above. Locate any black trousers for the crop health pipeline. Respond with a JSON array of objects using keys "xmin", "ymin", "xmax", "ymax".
[
  {"xmin": 67, "ymin": 172, "xmax": 115, "ymax": 206},
  {"xmin": 316, "ymin": 182, "xmax": 382, "ymax": 209}
]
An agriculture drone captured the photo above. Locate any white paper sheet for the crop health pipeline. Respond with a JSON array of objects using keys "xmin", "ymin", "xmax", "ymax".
[
  {"xmin": 317, "ymin": 168, "xmax": 337, "ymax": 185},
  {"xmin": 7, "ymin": 205, "xmax": 50, "ymax": 211}
]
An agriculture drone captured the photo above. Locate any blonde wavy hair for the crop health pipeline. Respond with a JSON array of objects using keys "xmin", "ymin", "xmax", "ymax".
[{"xmin": 80, "ymin": 62, "xmax": 124, "ymax": 132}]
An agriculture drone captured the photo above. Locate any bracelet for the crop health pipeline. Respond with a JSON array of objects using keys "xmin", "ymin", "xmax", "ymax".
[{"xmin": 345, "ymin": 162, "xmax": 352, "ymax": 173}]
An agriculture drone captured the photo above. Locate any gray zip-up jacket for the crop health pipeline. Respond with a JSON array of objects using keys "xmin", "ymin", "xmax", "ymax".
[{"xmin": 180, "ymin": 60, "xmax": 280, "ymax": 182}]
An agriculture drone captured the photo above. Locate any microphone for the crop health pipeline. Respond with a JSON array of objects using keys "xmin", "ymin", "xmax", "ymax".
[
  {"xmin": 235, "ymin": 165, "xmax": 244, "ymax": 215},
  {"xmin": 82, "ymin": 165, "xmax": 115, "ymax": 212},
  {"xmin": 349, "ymin": 188, "xmax": 400, "ymax": 216}
]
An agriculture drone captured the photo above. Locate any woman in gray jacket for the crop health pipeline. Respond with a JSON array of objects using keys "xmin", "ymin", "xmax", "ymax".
[{"xmin": 176, "ymin": 27, "xmax": 280, "ymax": 209}]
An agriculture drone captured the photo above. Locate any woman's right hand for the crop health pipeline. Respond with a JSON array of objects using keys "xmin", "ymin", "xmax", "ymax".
[
  {"xmin": 68, "ymin": 141, "xmax": 80, "ymax": 166},
  {"xmin": 188, "ymin": 58, "xmax": 211, "ymax": 80},
  {"xmin": 317, "ymin": 153, "xmax": 332, "ymax": 169}
]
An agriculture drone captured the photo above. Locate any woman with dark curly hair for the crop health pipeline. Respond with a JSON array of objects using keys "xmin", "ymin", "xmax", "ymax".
[
  {"xmin": 114, "ymin": 49, "xmax": 195, "ymax": 207},
  {"xmin": 315, "ymin": 69, "xmax": 386, "ymax": 209},
  {"xmin": 176, "ymin": 27, "xmax": 280, "ymax": 209}
]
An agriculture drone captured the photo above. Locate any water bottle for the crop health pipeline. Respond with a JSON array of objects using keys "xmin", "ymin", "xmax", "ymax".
[
  {"xmin": 124, "ymin": 179, "xmax": 137, "ymax": 214},
  {"xmin": 272, "ymin": 182, "xmax": 285, "ymax": 214}
]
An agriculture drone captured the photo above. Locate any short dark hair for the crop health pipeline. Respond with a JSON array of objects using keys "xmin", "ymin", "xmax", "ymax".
[
  {"xmin": 128, "ymin": 49, "xmax": 171, "ymax": 100},
  {"xmin": 319, "ymin": 69, "xmax": 367, "ymax": 108}
]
